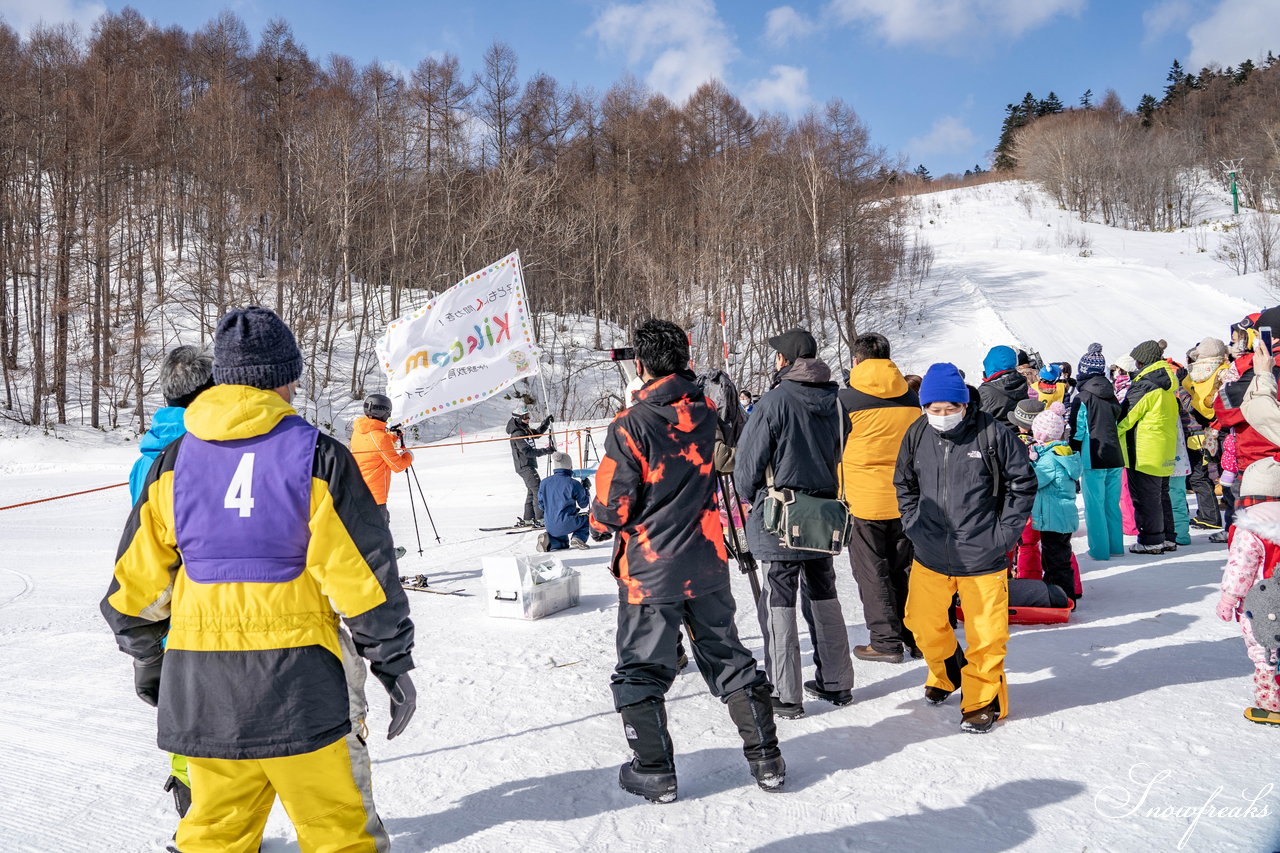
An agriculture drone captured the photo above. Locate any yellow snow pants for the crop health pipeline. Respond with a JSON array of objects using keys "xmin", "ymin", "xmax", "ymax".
[
  {"xmin": 174, "ymin": 731, "xmax": 389, "ymax": 853},
  {"xmin": 904, "ymin": 560, "xmax": 1010, "ymax": 717}
]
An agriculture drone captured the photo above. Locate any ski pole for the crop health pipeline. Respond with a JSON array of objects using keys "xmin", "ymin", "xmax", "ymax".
[
  {"xmin": 403, "ymin": 470, "xmax": 425, "ymax": 557},
  {"xmin": 409, "ymin": 466, "xmax": 441, "ymax": 543},
  {"xmin": 718, "ymin": 473, "xmax": 761, "ymax": 604}
]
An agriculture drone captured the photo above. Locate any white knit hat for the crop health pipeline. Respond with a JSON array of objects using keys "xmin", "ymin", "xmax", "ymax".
[{"xmin": 1241, "ymin": 458, "xmax": 1280, "ymax": 499}]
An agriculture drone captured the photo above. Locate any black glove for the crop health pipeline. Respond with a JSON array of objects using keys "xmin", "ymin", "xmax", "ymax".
[
  {"xmin": 133, "ymin": 653, "xmax": 164, "ymax": 707},
  {"xmin": 375, "ymin": 670, "xmax": 417, "ymax": 739}
]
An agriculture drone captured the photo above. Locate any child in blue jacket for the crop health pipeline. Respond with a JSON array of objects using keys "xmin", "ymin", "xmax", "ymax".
[
  {"xmin": 1031, "ymin": 402, "xmax": 1083, "ymax": 600},
  {"xmin": 537, "ymin": 452, "xmax": 590, "ymax": 551}
]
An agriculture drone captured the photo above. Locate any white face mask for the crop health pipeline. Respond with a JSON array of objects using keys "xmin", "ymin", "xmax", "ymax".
[{"xmin": 927, "ymin": 411, "xmax": 964, "ymax": 432}]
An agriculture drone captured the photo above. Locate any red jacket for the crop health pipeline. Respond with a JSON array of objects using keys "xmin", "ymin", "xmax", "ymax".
[{"xmin": 1213, "ymin": 354, "xmax": 1280, "ymax": 469}]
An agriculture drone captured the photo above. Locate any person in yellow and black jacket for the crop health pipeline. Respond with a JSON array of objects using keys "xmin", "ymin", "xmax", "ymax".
[
  {"xmin": 591, "ymin": 319, "xmax": 783, "ymax": 804},
  {"xmin": 837, "ymin": 333, "xmax": 922, "ymax": 664},
  {"xmin": 101, "ymin": 307, "xmax": 415, "ymax": 853}
]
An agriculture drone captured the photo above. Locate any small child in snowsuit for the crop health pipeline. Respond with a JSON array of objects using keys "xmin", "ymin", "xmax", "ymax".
[
  {"xmin": 1036, "ymin": 364, "xmax": 1066, "ymax": 407},
  {"xmin": 537, "ymin": 452, "xmax": 590, "ymax": 551},
  {"xmin": 1029, "ymin": 402, "xmax": 1083, "ymax": 600},
  {"xmin": 1217, "ymin": 457, "xmax": 1280, "ymax": 723}
]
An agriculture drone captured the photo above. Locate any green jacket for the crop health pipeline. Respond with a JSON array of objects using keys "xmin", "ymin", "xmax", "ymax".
[{"xmin": 1117, "ymin": 361, "xmax": 1178, "ymax": 476}]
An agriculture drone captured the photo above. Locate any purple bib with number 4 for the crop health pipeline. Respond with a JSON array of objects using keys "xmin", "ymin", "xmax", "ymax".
[{"xmin": 173, "ymin": 415, "xmax": 318, "ymax": 584}]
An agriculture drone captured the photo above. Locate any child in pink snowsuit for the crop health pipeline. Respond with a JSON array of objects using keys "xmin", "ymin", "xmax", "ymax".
[{"xmin": 1218, "ymin": 458, "xmax": 1280, "ymax": 717}]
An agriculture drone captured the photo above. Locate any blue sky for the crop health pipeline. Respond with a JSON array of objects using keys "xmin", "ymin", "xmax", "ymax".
[{"xmin": 3, "ymin": 0, "xmax": 1279, "ymax": 175}]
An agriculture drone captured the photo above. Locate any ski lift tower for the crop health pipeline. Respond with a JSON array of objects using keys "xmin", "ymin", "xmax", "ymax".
[{"xmin": 1221, "ymin": 159, "xmax": 1244, "ymax": 215}]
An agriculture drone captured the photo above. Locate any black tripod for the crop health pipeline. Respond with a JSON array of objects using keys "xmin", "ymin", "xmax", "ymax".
[{"xmin": 717, "ymin": 472, "xmax": 761, "ymax": 604}]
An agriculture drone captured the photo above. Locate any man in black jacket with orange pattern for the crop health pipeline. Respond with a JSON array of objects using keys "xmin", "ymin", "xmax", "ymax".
[{"xmin": 592, "ymin": 319, "xmax": 783, "ymax": 803}]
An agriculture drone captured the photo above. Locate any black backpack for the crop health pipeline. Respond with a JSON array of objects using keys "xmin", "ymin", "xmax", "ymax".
[{"xmin": 696, "ymin": 369, "xmax": 747, "ymax": 473}]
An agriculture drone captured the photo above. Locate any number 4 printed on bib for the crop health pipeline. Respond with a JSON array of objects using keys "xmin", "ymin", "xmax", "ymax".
[{"xmin": 224, "ymin": 452, "xmax": 256, "ymax": 517}]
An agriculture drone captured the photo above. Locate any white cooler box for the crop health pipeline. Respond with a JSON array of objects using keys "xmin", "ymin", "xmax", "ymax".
[{"xmin": 482, "ymin": 555, "xmax": 581, "ymax": 620}]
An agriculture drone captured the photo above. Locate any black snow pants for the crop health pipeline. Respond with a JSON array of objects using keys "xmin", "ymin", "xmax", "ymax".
[{"xmin": 611, "ymin": 586, "xmax": 766, "ymax": 710}]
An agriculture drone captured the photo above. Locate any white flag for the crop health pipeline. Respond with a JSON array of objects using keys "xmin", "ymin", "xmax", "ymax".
[{"xmin": 375, "ymin": 251, "xmax": 540, "ymax": 427}]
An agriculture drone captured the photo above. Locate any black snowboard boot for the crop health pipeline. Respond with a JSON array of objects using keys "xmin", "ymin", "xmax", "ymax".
[
  {"xmin": 726, "ymin": 683, "xmax": 786, "ymax": 792},
  {"xmin": 164, "ymin": 774, "xmax": 192, "ymax": 818},
  {"xmin": 618, "ymin": 698, "xmax": 677, "ymax": 803}
]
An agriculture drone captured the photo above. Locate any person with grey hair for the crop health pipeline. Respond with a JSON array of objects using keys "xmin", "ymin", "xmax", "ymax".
[
  {"xmin": 129, "ymin": 345, "xmax": 215, "ymax": 504},
  {"xmin": 125, "ymin": 344, "xmax": 214, "ymax": 820}
]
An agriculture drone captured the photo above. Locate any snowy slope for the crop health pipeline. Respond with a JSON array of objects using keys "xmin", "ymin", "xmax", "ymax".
[
  {"xmin": 3, "ymin": 181, "xmax": 1280, "ymax": 852},
  {"xmin": 889, "ymin": 181, "xmax": 1275, "ymax": 378}
]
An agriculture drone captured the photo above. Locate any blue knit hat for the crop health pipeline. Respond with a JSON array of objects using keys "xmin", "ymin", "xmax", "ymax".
[
  {"xmin": 920, "ymin": 363, "xmax": 969, "ymax": 405},
  {"xmin": 1039, "ymin": 363, "xmax": 1061, "ymax": 382},
  {"xmin": 213, "ymin": 306, "xmax": 304, "ymax": 390},
  {"xmin": 982, "ymin": 345, "xmax": 1017, "ymax": 379},
  {"xmin": 1078, "ymin": 343, "xmax": 1106, "ymax": 378}
]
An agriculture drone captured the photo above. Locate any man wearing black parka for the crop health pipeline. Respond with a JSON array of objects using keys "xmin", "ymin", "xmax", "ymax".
[{"xmin": 895, "ymin": 362, "xmax": 1035, "ymax": 734}]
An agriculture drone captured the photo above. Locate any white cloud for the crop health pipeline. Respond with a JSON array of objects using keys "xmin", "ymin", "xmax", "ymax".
[
  {"xmin": 1141, "ymin": 0, "xmax": 1192, "ymax": 46},
  {"xmin": 906, "ymin": 115, "xmax": 978, "ymax": 158},
  {"xmin": 764, "ymin": 5, "xmax": 817, "ymax": 47},
  {"xmin": 590, "ymin": 0, "xmax": 736, "ymax": 102},
  {"xmin": 827, "ymin": 0, "xmax": 1084, "ymax": 46},
  {"xmin": 0, "ymin": 0, "xmax": 104, "ymax": 36},
  {"xmin": 746, "ymin": 65, "xmax": 814, "ymax": 115},
  {"xmin": 1186, "ymin": 0, "xmax": 1280, "ymax": 71}
]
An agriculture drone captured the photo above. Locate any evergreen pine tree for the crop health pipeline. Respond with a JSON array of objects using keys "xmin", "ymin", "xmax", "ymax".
[
  {"xmin": 1235, "ymin": 59, "xmax": 1255, "ymax": 84},
  {"xmin": 1080, "ymin": 88, "xmax": 1093, "ymax": 109},
  {"xmin": 994, "ymin": 97, "xmax": 1035, "ymax": 171},
  {"xmin": 1137, "ymin": 93, "xmax": 1158, "ymax": 128},
  {"xmin": 1037, "ymin": 91, "xmax": 1065, "ymax": 116},
  {"xmin": 914, "ymin": 163, "xmax": 932, "ymax": 182},
  {"xmin": 1162, "ymin": 59, "xmax": 1185, "ymax": 103},
  {"xmin": 973, "ymin": 163, "xmax": 986, "ymax": 173}
]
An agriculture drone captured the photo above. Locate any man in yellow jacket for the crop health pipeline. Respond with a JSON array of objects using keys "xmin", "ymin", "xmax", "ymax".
[
  {"xmin": 102, "ymin": 307, "xmax": 416, "ymax": 853},
  {"xmin": 838, "ymin": 333, "xmax": 923, "ymax": 663}
]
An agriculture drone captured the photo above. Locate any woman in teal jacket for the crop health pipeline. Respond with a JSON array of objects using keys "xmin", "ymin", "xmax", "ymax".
[
  {"xmin": 1031, "ymin": 403, "xmax": 1083, "ymax": 599},
  {"xmin": 124, "ymin": 345, "xmax": 213, "ymax": 819},
  {"xmin": 1069, "ymin": 346, "xmax": 1125, "ymax": 561}
]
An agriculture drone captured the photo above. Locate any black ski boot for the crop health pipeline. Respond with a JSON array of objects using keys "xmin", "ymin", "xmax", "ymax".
[
  {"xmin": 164, "ymin": 774, "xmax": 192, "ymax": 818},
  {"xmin": 726, "ymin": 683, "xmax": 786, "ymax": 792},
  {"xmin": 618, "ymin": 698, "xmax": 677, "ymax": 804}
]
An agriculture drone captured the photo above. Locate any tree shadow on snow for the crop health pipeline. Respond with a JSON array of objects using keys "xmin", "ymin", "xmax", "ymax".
[{"xmin": 748, "ymin": 778, "xmax": 1085, "ymax": 853}]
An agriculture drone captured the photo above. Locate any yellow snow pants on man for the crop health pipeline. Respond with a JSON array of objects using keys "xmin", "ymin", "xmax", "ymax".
[
  {"xmin": 174, "ymin": 731, "xmax": 389, "ymax": 853},
  {"xmin": 904, "ymin": 560, "xmax": 1010, "ymax": 717}
]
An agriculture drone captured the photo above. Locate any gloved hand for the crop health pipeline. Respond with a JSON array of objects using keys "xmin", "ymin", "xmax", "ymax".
[
  {"xmin": 1222, "ymin": 470, "xmax": 1237, "ymax": 487},
  {"xmin": 134, "ymin": 653, "xmax": 164, "ymax": 707},
  {"xmin": 1203, "ymin": 428, "xmax": 1219, "ymax": 457},
  {"xmin": 375, "ymin": 671, "xmax": 417, "ymax": 739},
  {"xmin": 1217, "ymin": 594, "xmax": 1244, "ymax": 622}
]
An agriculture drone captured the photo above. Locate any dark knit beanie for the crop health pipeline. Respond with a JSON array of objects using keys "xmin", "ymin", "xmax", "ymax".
[
  {"xmin": 1077, "ymin": 343, "xmax": 1106, "ymax": 378},
  {"xmin": 160, "ymin": 345, "xmax": 215, "ymax": 408},
  {"xmin": 213, "ymin": 306, "xmax": 303, "ymax": 390},
  {"xmin": 1130, "ymin": 340, "xmax": 1164, "ymax": 369}
]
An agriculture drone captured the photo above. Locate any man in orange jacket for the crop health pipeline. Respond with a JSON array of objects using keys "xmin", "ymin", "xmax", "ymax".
[
  {"xmin": 351, "ymin": 394, "xmax": 414, "ymax": 557},
  {"xmin": 838, "ymin": 333, "xmax": 923, "ymax": 663}
]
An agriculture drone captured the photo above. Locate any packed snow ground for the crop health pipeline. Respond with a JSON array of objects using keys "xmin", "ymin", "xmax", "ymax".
[{"xmin": 3, "ymin": 180, "xmax": 1280, "ymax": 852}]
